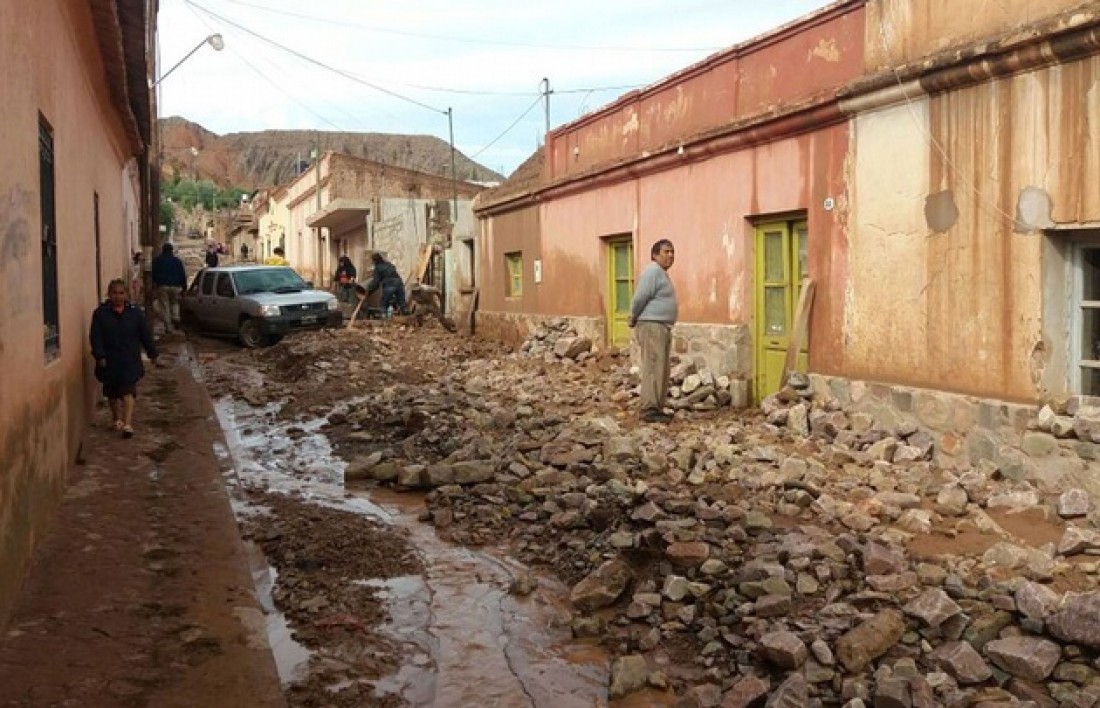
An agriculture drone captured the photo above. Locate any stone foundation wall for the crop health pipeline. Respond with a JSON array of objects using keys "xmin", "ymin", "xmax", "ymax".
[
  {"xmin": 670, "ymin": 323, "xmax": 752, "ymax": 381},
  {"xmin": 476, "ymin": 311, "xmax": 606, "ymax": 351},
  {"xmin": 476, "ymin": 312, "xmax": 754, "ymax": 383},
  {"xmin": 805, "ymin": 373, "xmax": 1100, "ymax": 499}
]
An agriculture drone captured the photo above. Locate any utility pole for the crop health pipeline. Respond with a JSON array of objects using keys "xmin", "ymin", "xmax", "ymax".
[
  {"xmin": 447, "ymin": 107, "xmax": 458, "ymax": 240},
  {"xmin": 540, "ymin": 77, "xmax": 552, "ymax": 138}
]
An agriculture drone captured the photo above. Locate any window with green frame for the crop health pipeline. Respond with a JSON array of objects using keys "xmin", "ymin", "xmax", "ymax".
[{"xmin": 505, "ymin": 252, "xmax": 522, "ymax": 297}]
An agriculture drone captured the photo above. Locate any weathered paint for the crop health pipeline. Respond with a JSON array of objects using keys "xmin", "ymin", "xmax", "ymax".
[
  {"xmin": 0, "ymin": 0, "xmax": 148, "ymax": 626},
  {"xmin": 547, "ymin": 2, "xmax": 866, "ymax": 181},
  {"xmin": 866, "ymin": 0, "xmax": 1093, "ymax": 71},
  {"xmin": 845, "ymin": 52, "xmax": 1100, "ymax": 400}
]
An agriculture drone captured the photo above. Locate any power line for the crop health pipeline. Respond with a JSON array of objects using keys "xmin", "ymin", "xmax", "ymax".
[
  {"xmin": 469, "ymin": 95, "xmax": 543, "ymax": 160},
  {"xmin": 185, "ymin": 0, "xmax": 447, "ymax": 115},
  {"xmin": 181, "ymin": 0, "xmax": 348, "ymax": 131},
  {"xmin": 218, "ymin": 0, "xmax": 726, "ymax": 53}
]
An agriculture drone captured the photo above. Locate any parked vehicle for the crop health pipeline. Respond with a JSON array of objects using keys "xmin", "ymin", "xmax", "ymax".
[{"xmin": 180, "ymin": 265, "xmax": 341, "ymax": 347}]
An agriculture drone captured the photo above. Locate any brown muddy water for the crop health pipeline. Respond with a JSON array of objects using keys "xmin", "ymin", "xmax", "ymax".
[{"xmin": 213, "ymin": 396, "xmax": 675, "ymax": 706}]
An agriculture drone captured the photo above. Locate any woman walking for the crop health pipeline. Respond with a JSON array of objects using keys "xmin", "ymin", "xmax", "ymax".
[{"xmin": 90, "ymin": 278, "xmax": 158, "ymax": 439}]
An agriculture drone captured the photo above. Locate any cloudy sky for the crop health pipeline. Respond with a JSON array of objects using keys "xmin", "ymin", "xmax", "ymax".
[{"xmin": 158, "ymin": 0, "xmax": 832, "ymax": 177}]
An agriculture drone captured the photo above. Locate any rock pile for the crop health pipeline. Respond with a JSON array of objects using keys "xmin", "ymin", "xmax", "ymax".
[
  {"xmin": 520, "ymin": 318, "xmax": 595, "ymax": 362},
  {"xmin": 210, "ymin": 328, "xmax": 1100, "ymax": 706}
]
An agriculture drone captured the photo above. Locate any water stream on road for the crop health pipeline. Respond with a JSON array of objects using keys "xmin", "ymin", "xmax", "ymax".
[{"xmin": 212, "ymin": 396, "xmax": 674, "ymax": 707}]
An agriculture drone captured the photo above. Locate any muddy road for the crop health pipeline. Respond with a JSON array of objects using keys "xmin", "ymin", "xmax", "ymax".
[{"xmin": 195, "ymin": 321, "xmax": 1100, "ymax": 708}]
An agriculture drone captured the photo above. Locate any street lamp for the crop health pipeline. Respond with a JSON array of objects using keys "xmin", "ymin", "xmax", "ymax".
[{"xmin": 152, "ymin": 33, "xmax": 224, "ymax": 88}]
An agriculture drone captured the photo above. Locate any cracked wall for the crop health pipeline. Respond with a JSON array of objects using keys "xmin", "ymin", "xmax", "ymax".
[{"xmin": 846, "ymin": 54, "xmax": 1100, "ymax": 401}]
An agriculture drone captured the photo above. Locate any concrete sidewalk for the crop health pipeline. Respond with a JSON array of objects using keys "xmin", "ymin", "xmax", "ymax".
[{"xmin": 0, "ymin": 339, "xmax": 284, "ymax": 707}]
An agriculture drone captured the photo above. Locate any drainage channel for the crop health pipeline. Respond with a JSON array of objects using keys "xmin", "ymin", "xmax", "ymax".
[{"xmin": 211, "ymin": 393, "xmax": 620, "ymax": 706}]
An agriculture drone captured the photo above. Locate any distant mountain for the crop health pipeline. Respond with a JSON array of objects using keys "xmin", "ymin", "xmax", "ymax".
[{"xmin": 157, "ymin": 117, "xmax": 505, "ymax": 189}]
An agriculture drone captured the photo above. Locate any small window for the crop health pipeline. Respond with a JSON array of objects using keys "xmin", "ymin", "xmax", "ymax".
[
  {"xmin": 505, "ymin": 252, "xmax": 522, "ymax": 297},
  {"xmin": 39, "ymin": 114, "xmax": 60, "ymax": 359},
  {"xmin": 201, "ymin": 272, "xmax": 216, "ymax": 295},
  {"xmin": 215, "ymin": 273, "xmax": 234, "ymax": 297}
]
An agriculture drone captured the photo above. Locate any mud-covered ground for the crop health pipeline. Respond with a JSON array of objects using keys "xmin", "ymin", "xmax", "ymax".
[{"xmin": 199, "ymin": 321, "xmax": 1100, "ymax": 708}]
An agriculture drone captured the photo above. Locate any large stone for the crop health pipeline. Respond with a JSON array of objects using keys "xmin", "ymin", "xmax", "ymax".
[
  {"xmin": 863, "ymin": 542, "xmax": 909, "ymax": 576},
  {"xmin": 452, "ymin": 460, "xmax": 495, "ymax": 485},
  {"xmin": 1015, "ymin": 582, "xmax": 1062, "ymax": 621},
  {"xmin": 930, "ymin": 641, "xmax": 992, "ymax": 684},
  {"xmin": 604, "ymin": 435, "xmax": 641, "ymax": 463},
  {"xmin": 936, "ymin": 485, "xmax": 969, "ymax": 515},
  {"xmin": 764, "ymin": 673, "xmax": 808, "ymax": 708},
  {"xmin": 1047, "ymin": 592, "xmax": 1100, "ymax": 648},
  {"xmin": 1058, "ymin": 526, "xmax": 1100, "ymax": 556},
  {"xmin": 758, "ymin": 631, "xmax": 807, "ymax": 669},
  {"xmin": 835, "ymin": 609, "xmax": 906, "ymax": 673},
  {"xmin": 570, "ymin": 559, "xmax": 633, "ymax": 612},
  {"xmin": 903, "ymin": 588, "xmax": 962, "ymax": 629},
  {"xmin": 984, "ymin": 636, "xmax": 1061, "ymax": 681},
  {"xmin": 721, "ymin": 676, "xmax": 769, "ymax": 708},
  {"xmin": 608, "ymin": 654, "xmax": 648, "ymax": 699},
  {"xmin": 665, "ymin": 541, "xmax": 710, "ymax": 569},
  {"xmin": 1058, "ymin": 488, "xmax": 1092, "ymax": 518}
]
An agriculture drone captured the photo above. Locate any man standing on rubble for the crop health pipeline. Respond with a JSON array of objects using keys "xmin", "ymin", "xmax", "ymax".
[{"xmin": 628, "ymin": 239, "xmax": 677, "ymax": 423}]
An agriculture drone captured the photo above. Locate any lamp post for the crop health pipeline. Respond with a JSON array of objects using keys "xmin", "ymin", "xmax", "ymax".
[{"xmin": 153, "ymin": 33, "xmax": 224, "ymax": 88}]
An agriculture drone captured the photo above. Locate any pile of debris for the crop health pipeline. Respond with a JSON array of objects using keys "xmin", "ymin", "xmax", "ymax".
[
  {"xmin": 761, "ymin": 373, "xmax": 937, "ymax": 463},
  {"xmin": 211, "ymin": 329, "xmax": 1100, "ymax": 706},
  {"xmin": 520, "ymin": 318, "xmax": 595, "ymax": 361}
]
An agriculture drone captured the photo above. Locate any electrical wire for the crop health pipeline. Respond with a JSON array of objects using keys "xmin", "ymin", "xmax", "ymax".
[
  {"xmin": 181, "ymin": 0, "xmax": 350, "ymax": 131},
  {"xmin": 469, "ymin": 95, "xmax": 544, "ymax": 160},
  {"xmin": 217, "ymin": 0, "xmax": 727, "ymax": 53},
  {"xmin": 185, "ymin": 0, "xmax": 448, "ymax": 115}
]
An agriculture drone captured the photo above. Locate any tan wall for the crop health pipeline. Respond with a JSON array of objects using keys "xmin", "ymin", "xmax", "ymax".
[
  {"xmin": 845, "ymin": 53, "xmax": 1100, "ymax": 401},
  {"xmin": 0, "ymin": 0, "xmax": 142, "ymax": 625},
  {"xmin": 867, "ymin": 0, "xmax": 1092, "ymax": 69}
]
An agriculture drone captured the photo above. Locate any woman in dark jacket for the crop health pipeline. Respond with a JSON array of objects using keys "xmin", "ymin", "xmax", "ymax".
[
  {"xmin": 334, "ymin": 255, "xmax": 357, "ymax": 304},
  {"xmin": 90, "ymin": 278, "xmax": 159, "ymax": 438}
]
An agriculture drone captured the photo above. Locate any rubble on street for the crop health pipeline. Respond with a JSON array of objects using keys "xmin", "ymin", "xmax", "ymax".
[{"xmin": 202, "ymin": 325, "xmax": 1100, "ymax": 707}]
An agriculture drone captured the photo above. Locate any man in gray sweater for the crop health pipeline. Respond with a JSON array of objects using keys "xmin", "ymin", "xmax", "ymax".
[{"xmin": 629, "ymin": 239, "xmax": 677, "ymax": 423}]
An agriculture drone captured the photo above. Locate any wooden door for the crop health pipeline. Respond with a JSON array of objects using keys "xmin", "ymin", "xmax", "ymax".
[
  {"xmin": 607, "ymin": 239, "xmax": 634, "ymax": 348},
  {"xmin": 755, "ymin": 221, "xmax": 808, "ymax": 400}
]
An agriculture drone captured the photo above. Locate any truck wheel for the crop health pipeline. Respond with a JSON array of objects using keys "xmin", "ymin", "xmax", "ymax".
[{"xmin": 238, "ymin": 318, "xmax": 268, "ymax": 348}]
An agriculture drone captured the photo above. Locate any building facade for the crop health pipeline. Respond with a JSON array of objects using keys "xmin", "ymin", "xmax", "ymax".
[
  {"xmin": 0, "ymin": 0, "xmax": 156, "ymax": 626},
  {"xmin": 278, "ymin": 152, "xmax": 482, "ymax": 307},
  {"xmin": 474, "ymin": 0, "xmax": 1100, "ymax": 409}
]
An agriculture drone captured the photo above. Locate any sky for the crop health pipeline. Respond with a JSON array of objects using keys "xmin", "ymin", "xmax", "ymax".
[{"xmin": 157, "ymin": 0, "xmax": 832, "ymax": 178}]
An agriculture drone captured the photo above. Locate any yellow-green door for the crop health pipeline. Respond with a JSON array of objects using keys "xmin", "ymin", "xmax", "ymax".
[
  {"xmin": 608, "ymin": 239, "xmax": 634, "ymax": 348},
  {"xmin": 755, "ymin": 221, "xmax": 809, "ymax": 400}
]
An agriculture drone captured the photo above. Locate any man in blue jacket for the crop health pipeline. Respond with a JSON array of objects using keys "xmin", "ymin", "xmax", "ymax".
[{"xmin": 151, "ymin": 243, "xmax": 187, "ymax": 333}]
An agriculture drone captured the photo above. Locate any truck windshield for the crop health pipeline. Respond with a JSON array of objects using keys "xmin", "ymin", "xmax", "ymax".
[{"xmin": 233, "ymin": 268, "xmax": 308, "ymax": 295}]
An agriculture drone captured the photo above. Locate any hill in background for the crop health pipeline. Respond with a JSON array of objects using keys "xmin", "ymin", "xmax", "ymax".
[{"xmin": 158, "ymin": 117, "xmax": 505, "ymax": 190}]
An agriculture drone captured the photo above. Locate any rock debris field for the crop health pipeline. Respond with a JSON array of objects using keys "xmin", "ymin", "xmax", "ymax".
[{"xmin": 199, "ymin": 321, "xmax": 1100, "ymax": 708}]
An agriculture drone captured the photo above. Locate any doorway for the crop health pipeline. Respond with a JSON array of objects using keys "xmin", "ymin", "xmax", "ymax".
[
  {"xmin": 606, "ymin": 237, "xmax": 634, "ymax": 348},
  {"xmin": 754, "ymin": 219, "xmax": 808, "ymax": 400}
]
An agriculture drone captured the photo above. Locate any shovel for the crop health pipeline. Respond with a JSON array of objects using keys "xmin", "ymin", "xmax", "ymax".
[{"xmin": 346, "ymin": 285, "xmax": 368, "ymax": 330}]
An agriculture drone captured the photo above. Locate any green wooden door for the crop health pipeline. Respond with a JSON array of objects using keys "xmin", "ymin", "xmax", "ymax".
[
  {"xmin": 755, "ymin": 221, "xmax": 808, "ymax": 400},
  {"xmin": 608, "ymin": 240, "xmax": 634, "ymax": 348}
]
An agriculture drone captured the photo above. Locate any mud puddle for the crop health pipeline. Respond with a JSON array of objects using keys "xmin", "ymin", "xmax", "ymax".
[{"xmin": 213, "ymin": 396, "xmax": 651, "ymax": 706}]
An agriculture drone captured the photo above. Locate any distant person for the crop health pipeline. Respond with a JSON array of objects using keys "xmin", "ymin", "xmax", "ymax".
[
  {"xmin": 129, "ymin": 251, "xmax": 145, "ymax": 305},
  {"xmin": 366, "ymin": 253, "xmax": 406, "ymax": 316},
  {"xmin": 150, "ymin": 243, "xmax": 187, "ymax": 333},
  {"xmin": 90, "ymin": 278, "xmax": 159, "ymax": 439},
  {"xmin": 264, "ymin": 247, "xmax": 289, "ymax": 266},
  {"xmin": 240, "ymin": 243, "xmax": 250, "ymax": 261},
  {"xmin": 628, "ymin": 239, "xmax": 677, "ymax": 423},
  {"xmin": 204, "ymin": 241, "xmax": 220, "ymax": 268},
  {"xmin": 334, "ymin": 255, "xmax": 357, "ymax": 304}
]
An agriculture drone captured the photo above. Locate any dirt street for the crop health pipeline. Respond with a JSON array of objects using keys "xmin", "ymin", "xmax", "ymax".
[{"xmin": 5, "ymin": 318, "xmax": 1100, "ymax": 707}]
